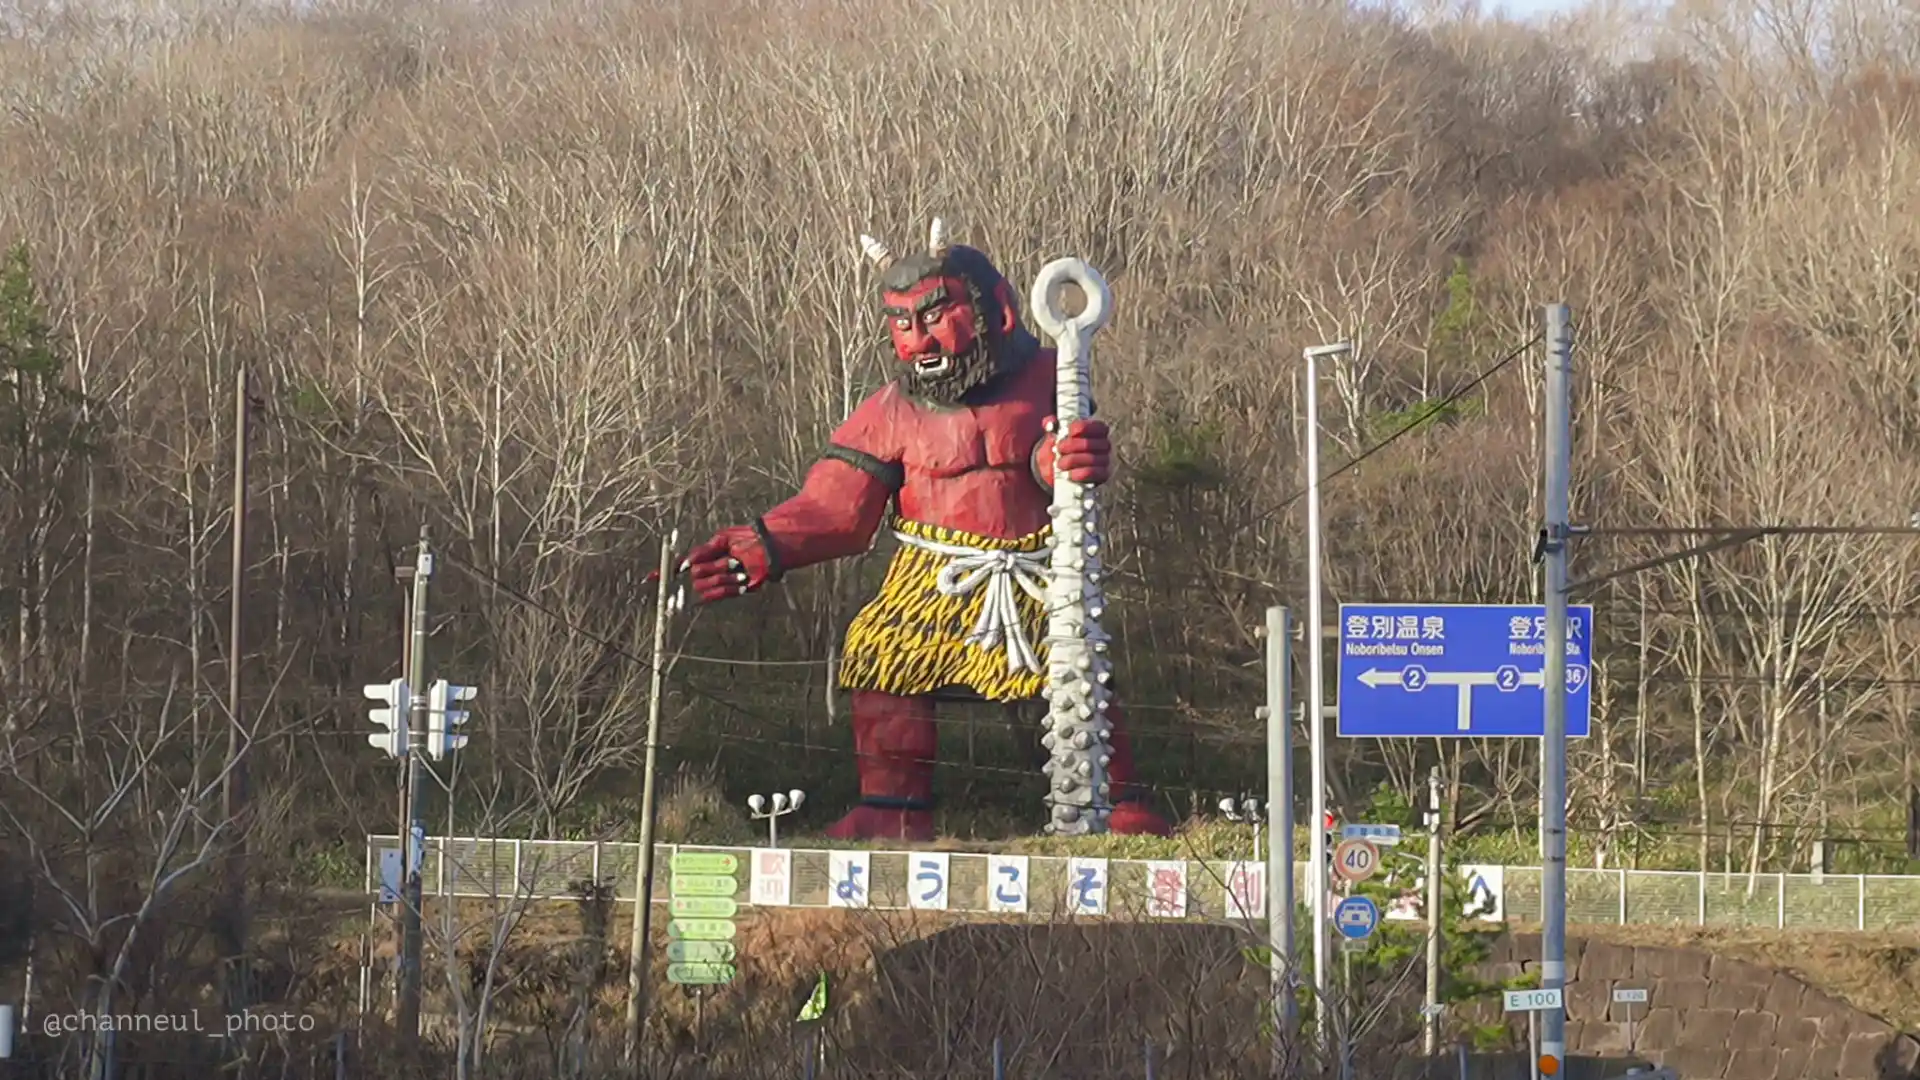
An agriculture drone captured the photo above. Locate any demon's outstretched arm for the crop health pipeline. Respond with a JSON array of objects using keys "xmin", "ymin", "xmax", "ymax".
[{"xmin": 683, "ymin": 393, "xmax": 904, "ymax": 604}]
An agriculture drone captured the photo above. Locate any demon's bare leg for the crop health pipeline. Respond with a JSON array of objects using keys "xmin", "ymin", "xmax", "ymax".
[
  {"xmin": 1101, "ymin": 701, "xmax": 1172, "ymax": 836},
  {"xmin": 824, "ymin": 690, "xmax": 938, "ymax": 842}
]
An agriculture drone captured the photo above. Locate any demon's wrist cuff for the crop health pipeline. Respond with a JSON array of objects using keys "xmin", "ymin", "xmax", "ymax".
[
  {"xmin": 1029, "ymin": 437, "xmax": 1053, "ymax": 492},
  {"xmin": 750, "ymin": 517, "xmax": 785, "ymax": 583}
]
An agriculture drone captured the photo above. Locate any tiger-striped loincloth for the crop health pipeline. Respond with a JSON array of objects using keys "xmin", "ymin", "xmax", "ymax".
[{"xmin": 837, "ymin": 517, "xmax": 1053, "ymax": 702}]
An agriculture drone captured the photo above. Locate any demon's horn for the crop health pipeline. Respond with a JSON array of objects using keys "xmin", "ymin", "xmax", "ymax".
[
  {"xmin": 928, "ymin": 217, "xmax": 948, "ymax": 257},
  {"xmin": 859, "ymin": 233, "xmax": 896, "ymax": 269}
]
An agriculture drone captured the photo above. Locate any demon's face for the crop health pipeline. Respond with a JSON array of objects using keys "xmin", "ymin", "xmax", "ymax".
[
  {"xmin": 863, "ymin": 226, "xmax": 1026, "ymax": 404},
  {"xmin": 880, "ymin": 273, "xmax": 997, "ymax": 402}
]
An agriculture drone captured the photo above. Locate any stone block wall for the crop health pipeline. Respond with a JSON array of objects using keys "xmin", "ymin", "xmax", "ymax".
[{"xmin": 1470, "ymin": 933, "xmax": 1920, "ymax": 1079}]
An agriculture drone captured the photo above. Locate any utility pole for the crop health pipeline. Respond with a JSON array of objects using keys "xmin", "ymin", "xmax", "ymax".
[
  {"xmin": 1423, "ymin": 766, "xmax": 1443, "ymax": 1057},
  {"xmin": 396, "ymin": 528, "xmax": 432, "ymax": 1044},
  {"xmin": 1264, "ymin": 605, "xmax": 1296, "ymax": 1075},
  {"xmin": 221, "ymin": 361, "xmax": 252, "ymax": 1025},
  {"xmin": 1540, "ymin": 304, "xmax": 1574, "ymax": 1071},
  {"xmin": 625, "ymin": 532, "xmax": 676, "ymax": 1069}
]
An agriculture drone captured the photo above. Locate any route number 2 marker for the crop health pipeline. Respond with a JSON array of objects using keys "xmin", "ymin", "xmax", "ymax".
[{"xmin": 1333, "ymin": 839, "xmax": 1380, "ymax": 883}]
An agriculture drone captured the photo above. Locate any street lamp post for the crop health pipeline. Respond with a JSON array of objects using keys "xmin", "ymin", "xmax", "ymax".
[
  {"xmin": 1218, "ymin": 796, "xmax": 1267, "ymax": 864},
  {"xmin": 747, "ymin": 790, "xmax": 806, "ymax": 847},
  {"xmin": 1301, "ymin": 340, "xmax": 1351, "ymax": 1049}
]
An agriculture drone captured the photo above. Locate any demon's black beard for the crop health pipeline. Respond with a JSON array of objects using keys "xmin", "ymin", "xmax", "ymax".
[{"xmin": 898, "ymin": 334, "xmax": 1001, "ymax": 406}]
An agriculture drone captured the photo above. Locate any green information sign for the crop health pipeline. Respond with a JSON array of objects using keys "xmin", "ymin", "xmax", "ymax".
[
  {"xmin": 670, "ymin": 896, "xmax": 739, "ymax": 919},
  {"xmin": 666, "ymin": 918, "xmax": 737, "ymax": 941},
  {"xmin": 667, "ymin": 940, "xmax": 737, "ymax": 964},
  {"xmin": 668, "ymin": 874, "xmax": 738, "ymax": 898},
  {"xmin": 668, "ymin": 852, "xmax": 741, "ymax": 985},
  {"xmin": 670, "ymin": 852, "xmax": 740, "ymax": 876},
  {"xmin": 667, "ymin": 962, "xmax": 736, "ymax": 986}
]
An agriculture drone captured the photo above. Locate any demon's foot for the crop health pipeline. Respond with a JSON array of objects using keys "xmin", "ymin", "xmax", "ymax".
[
  {"xmin": 1107, "ymin": 801, "xmax": 1173, "ymax": 837},
  {"xmin": 824, "ymin": 803, "xmax": 935, "ymax": 843}
]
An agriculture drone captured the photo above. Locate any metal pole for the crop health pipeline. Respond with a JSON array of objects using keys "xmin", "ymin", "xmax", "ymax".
[
  {"xmin": 359, "ymin": 842, "xmax": 373, "ymax": 1021},
  {"xmin": 221, "ymin": 361, "xmax": 252, "ymax": 1027},
  {"xmin": 992, "ymin": 1034, "xmax": 1004, "ymax": 1080},
  {"xmin": 1339, "ymin": 948, "xmax": 1353, "ymax": 1080},
  {"xmin": 1529, "ymin": 1011, "xmax": 1541, "ymax": 1080},
  {"xmin": 1302, "ymin": 342, "xmax": 1349, "ymax": 1054},
  {"xmin": 769, "ymin": 807, "xmax": 779, "ymax": 849},
  {"xmin": 625, "ymin": 532, "xmax": 676, "ymax": 1067},
  {"xmin": 1541, "ymin": 304, "xmax": 1573, "ymax": 1067},
  {"xmin": 396, "ymin": 528, "xmax": 432, "ymax": 1043},
  {"xmin": 1265, "ymin": 606, "xmax": 1296, "ymax": 1071},
  {"xmin": 389, "ymin": 577, "xmax": 411, "ymax": 1015},
  {"xmin": 1424, "ymin": 766, "xmax": 1444, "ymax": 1056}
]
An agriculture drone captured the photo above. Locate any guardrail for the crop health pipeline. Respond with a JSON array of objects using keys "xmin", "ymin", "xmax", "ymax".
[{"xmin": 365, "ymin": 835, "xmax": 1920, "ymax": 931}]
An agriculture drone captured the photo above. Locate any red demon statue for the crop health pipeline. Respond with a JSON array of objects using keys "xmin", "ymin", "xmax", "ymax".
[{"xmin": 681, "ymin": 221, "xmax": 1171, "ymax": 841}]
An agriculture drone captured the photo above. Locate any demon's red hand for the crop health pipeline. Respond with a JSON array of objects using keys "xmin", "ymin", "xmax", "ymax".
[
  {"xmin": 681, "ymin": 524, "xmax": 779, "ymax": 603},
  {"xmin": 1034, "ymin": 416, "xmax": 1113, "ymax": 486}
]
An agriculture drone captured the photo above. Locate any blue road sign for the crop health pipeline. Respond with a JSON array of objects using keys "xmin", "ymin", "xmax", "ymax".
[
  {"xmin": 1334, "ymin": 895, "xmax": 1380, "ymax": 940},
  {"xmin": 1336, "ymin": 603, "xmax": 1593, "ymax": 738}
]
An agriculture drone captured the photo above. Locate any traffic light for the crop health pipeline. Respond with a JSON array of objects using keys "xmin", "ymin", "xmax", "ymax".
[
  {"xmin": 427, "ymin": 679, "xmax": 476, "ymax": 761},
  {"xmin": 365, "ymin": 678, "xmax": 411, "ymax": 758},
  {"xmin": 1323, "ymin": 810, "xmax": 1341, "ymax": 888}
]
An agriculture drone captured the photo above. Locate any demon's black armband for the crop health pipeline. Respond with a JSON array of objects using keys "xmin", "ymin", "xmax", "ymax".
[{"xmin": 822, "ymin": 444, "xmax": 905, "ymax": 492}]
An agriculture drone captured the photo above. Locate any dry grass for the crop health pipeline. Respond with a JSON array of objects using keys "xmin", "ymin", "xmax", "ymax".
[{"xmin": 653, "ymin": 763, "xmax": 759, "ymax": 846}]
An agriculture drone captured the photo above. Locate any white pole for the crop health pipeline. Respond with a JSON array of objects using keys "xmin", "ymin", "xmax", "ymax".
[
  {"xmin": 1424, "ymin": 766, "xmax": 1444, "ymax": 1056},
  {"xmin": 1266, "ymin": 606, "xmax": 1296, "ymax": 1074},
  {"xmin": 1302, "ymin": 342, "xmax": 1349, "ymax": 1052},
  {"xmin": 1540, "ymin": 306, "xmax": 1573, "ymax": 1067}
]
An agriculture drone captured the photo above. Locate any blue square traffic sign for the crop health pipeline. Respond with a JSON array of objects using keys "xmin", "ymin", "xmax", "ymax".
[{"xmin": 1336, "ymin": 603, "xmax": 1592, "ymax": 738}]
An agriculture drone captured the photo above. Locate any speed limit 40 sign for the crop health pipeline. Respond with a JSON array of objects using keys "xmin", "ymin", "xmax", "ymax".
[{"xmin": 1333, "ymin": 839, "xmax": 1380, "ymax": 882}]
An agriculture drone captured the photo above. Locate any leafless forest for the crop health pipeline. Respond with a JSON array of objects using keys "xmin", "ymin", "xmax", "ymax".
[{"xmin": 3, "ymin": 0, "xmax": 1920, "ymax": 1068}]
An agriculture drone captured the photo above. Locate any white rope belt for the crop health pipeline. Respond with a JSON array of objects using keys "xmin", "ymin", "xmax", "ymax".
[{"xmin": 893, "ymin": 530, "xmax": 1051, "ymax": 674}]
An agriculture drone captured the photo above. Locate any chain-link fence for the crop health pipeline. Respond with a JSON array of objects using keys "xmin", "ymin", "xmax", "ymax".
[
  {"xmin": 365, "ymin": 835, "xmax": 1920, "ymax": 931},
  {"xmin": 1497, "ymin": 864, "xmax": 1920, "ymax": 931}
]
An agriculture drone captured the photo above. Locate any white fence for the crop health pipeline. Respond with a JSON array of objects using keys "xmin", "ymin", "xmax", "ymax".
[{"xmin": 365, "ymin": 834, "xmax": 1920, "ymax": 932}]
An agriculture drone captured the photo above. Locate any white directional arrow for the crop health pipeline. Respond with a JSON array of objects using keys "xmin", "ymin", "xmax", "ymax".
[{"xmin": 1357, "ymin": 666, "xmax": 1549, "ymax": 731}]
